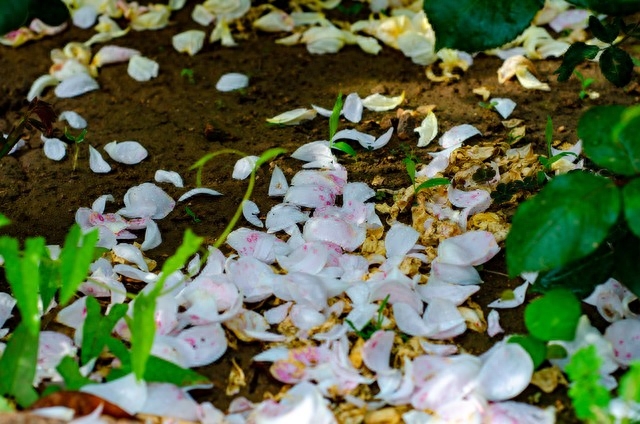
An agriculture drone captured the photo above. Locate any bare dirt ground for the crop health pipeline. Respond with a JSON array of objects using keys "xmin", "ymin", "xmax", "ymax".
[{"xmin": 1, "ymin": 2, "xmax": 639, "ymax": 422}]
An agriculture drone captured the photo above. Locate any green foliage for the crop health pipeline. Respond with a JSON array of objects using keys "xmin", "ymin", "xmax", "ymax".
[
  {"xmin": 185, "ymin": 206, "xmax": 202, "ymax": 223},
  {"xmin": 346, "ymin": 295, "xmax": 389, "ymax": 340},
  {"xmin": 566, "ymin": 345, "xmax": 612, "ymax": 420},
  {"xmin": 402, "ymin": 153, "xmax": 449, "ymax": 194},
  {"xmin": 524, "ymin": 289, "xmax": 581, "ymax": 341},
  {"xmin": 619, "ymin": 361, "xmax": 640, "ymax": 402},
  {"xmin": 81, "ymin": 296, "xmax": 128, "ymax": 365},
  {"xmin": 538, "ymin": 116, "xmax": 578, "ymax": 172},
  {"xmin": 181, "ymin": 68, "xmax": 195, "ymax": 84},
  {"xmin": 424, "ymin": 0, "xmax": 544, "ymax": 52},
  {"xmin": 573, "ymin": 70, "xmax": 595, "ymax": 100},
  {"xmin": 508, "ymin": 334, "xmax": 547, "ymax": 368},
  {"xmin": 0, "ymin": 0, "xmax": 69, "ymax": 36},
  {"xmin": 491, "ymin": 176, "xmax": 541, "ymax": 204},
  {"xmin": 328, "ymin": 93, "xmax": 357, "ymax": 158}
]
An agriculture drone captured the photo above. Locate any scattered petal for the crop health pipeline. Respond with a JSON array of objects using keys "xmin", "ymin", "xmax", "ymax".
[
  {"xmin": 342, "ymin": 93, "xmax": 363, "ymax": 123},
  {"xmin": 488, "ymin": 282, "xmax": 529, "ymax": 309},
  {"xmin": 88, "ymin": 145, "xmax": 111, "ymax": 173},
  {"xmin": 42, "ymin": 136, "xmax": 67, "ymax": 161},
  {"xmin": 233, "ymin": 156, "xmax": 259, "ymax": 180},
  {"xmin": 243, "ymin": 200, "xmax": 263, "ymax": 228},
  {"xmin": 104, "ymin": 141, "xmax": 148, "ymax": 165},
  {"xmin": 267, "ymin": 108, "xmax": 317, "ymax": 125},
  {"xmin": 216, "ymin": 72, "xmax": 249, "ymax": 92},
  {"xmin": 58, "ymin": 111, "xmax": 87, "ymax": 129},
  {"xmin": 55, "ymin": 73, "xmax": 99, "ymax": 98},
  {"xmin": 362, "ymin": 92, "xmax": 405, "ymax": 111},
  {"xmin": 178, "ymin": 188, "xmax": 222, "ymax": 202},
  {"xmin": 172, "ymin": 30, "xmax": 206, "ymax": 56},
  {"xmin": 491, "ymin": 98, "xmax": 517, "ymax": 119},
  {"xmin": 269, "ymin": 165, "xmax": 289, "ymax": 196},
  {"xmin": 439, "ymin": 124, "xmax": 481, "ymax": 148},
  {"xmin": 154, "ymin": 170, "xmax": 184, "ymax": 187},
  {"xmin": 415, "ymin": 111, "xmax": 437, "ymax": 147},
  {"xmin": 127, "ymin": 55, "xmax": 159, "ymax": 82},
  {"xmin": 27, "ymin": 74, "xmax": 59, "ymax": 101}
]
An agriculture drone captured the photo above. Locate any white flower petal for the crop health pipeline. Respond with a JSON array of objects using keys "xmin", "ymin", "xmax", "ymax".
[
  {"xmin": 233, "ymin": 156, "xmax": 259, "ymax": 180},
  {"xmin": 439, "ymin": 124, "xmax": 481, "ymax": 148},
  {"xmin": 487, "ymin": 309, "xmax": 504, "ymax": 337},
  {"xmin": 81, "ymin": 373, "xmax": 147, "ymax": 415},
  {"xmin": 342, "ymin": 93, "xmax": 363, "ymax": 123},
  {"xmin": 54, "ymin": 73, "xmax": 99, "ymax": 98},
  {"xmin": 172, "ymin": 30, "xmax": 206, "ymax": 56},
  {"xmin": 104, "ymin": 141, "xmax": 148, "ymax": 165},
  {"xmin": 422, "ymin": 298, "xmax": 467, "ymax": 339},
  {"xmin": 216, "ymin": 72, "xmax": 249, "ymax": 92},
  {"xmin": 385, "ymin": 222, "xmax": 419, "ymax": 259},
  {"xmin": 119, "ymin": 183, "xmax": 175, "ymax": 219},
  {"xmin": 72, "ymin": 5, "xmax": 98, "ymax": 29},
  {"xmin": 362, "ymin": 330, "xmax": 395, "ymax": 373},
  {"xmin": 140, "ymin": 384, "xmax": 201, "ymax": 421},
  {"xmin": 42, "ymin": 136, "xmax": 67, "ymax": 161},
  {"xmin": 488, "ymin": 281, "xmax": 529, "ymax": 309},
  {"xmin": 36, "ymin": 331, "xmax": 77, "ymax": 384},
  {"xmin": 267, "ymin": 108, "xmax": 317, "ymax": 125},
  {"xmin": 415, "ymin": 111, "xmax": 438, "ymax": 147},
  {"xmin": 178, "ymin": 187, "xmax": 222, "ymax": 202},
  {"xmin": 113, "ymin": 243, "xmax": 148, "ymax": 271},
  {"xmin": 191, "ymin": 4, "xmax": 215, "ymax": 26},
  {"xmin": 58, "ymin": 111, "xmax": 87, "ymax": 129},
  {"xmin": 604, "ymin": 318, "xmax": 640, "ymax": 366},
  {"xmin": 127, "ymin": 55, "xmax": 159, "ymax": 82},
  {"xmin": 268, "ymin": 165, "xmax": 289, "ymax": 197},
  {"xmin": 265, "ymin": 204, "xmax": 309, "ymax": 233},
  {"xmin": 478, "ymin": 342, "xmax": 533, "ymax": 401},
  {"xmin": 27, "ymin": 74, "xmax": 59, "ymax": 101},
  {"xmin": 243, "ymin": 200, "xmax": 263, "ymax": 228},
  {"xmin": 92, "ymin": 46, "xmax": 140, "ymax": 68},
  {"xmin": 366, "ymin": 127, "xmax": 394, "ymax": 150},
  {"xmin": 253, "ymin": 10, "xmax": 294, "ymax": 32},
  {"xmin": 437, "ymin": 231, "xmax": 500, "ymax": 266},
  {"xmin": 291, "ymin": 140, "xmax": 335, "ymax": 168},
  {"xmin": 332, "ymin": 128, "xmax": 374, "ymax": 146},
  {"xmin": 303, "ymin": 217, "xmax": 365, "ymax": 251},
  {"xmin": 362, "ymin": 92, "xmax": 405, "ymax": 111},
  {"xmin": 154, "ymin": 170, "xmax": 183, "ymax": 187},
  {"xmin": 491, "ymin": 97, "xmax": 517, "ymax": 119},
  {"xmin": 88, "ymin": 145, "xmax": 111, "ymax": 173},
  {"xmin": 141, "ymin": 219, "xmax": 162, "ymax": 251}
]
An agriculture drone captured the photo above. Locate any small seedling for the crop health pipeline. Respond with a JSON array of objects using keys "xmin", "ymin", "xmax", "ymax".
[
  {"xmin": 573, "ymin": 70, "xmax": 595, "ymax": 100},
  {"xmin": 328, "ymin": 93, "xmax": 357, "ymax": 158},
  {"xmin": 0, "ymin": 98, "xmax": 56, "ymax": 159},
  {"xmin": 185, "ymin": 206, "xmax": 201, "ymax": 223},
  {"xmin": 346, "ymin": 295, "xmax": 390, "ymax": 340},
  {"xmin": 181, "ymin": 68, "xmax": 195, "ymax": 84},
  {"xmin": 403, "ymin": 153, "xmax": 449, "ymax": 194},
  {"xmin": 478, "ymin": 100, "xmax": 498, "ymax": 110},
  {"xmin": 64, "ymin": 127, "xmax": 88, "ymax": 171},
  {"xmin": 537, "ymin": 116, "xmax": 577, "ymax": 175}
]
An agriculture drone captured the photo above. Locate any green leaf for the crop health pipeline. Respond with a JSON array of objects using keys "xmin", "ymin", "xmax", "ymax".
[
  {"xmin": 0, "ymin": 1, "xmax": 30, "ymax": 36},
  {"xmin": 565, "ymin": 345, "xmax": 612, "ymax": 420},
  {"xmin": 81, "ymin": 297, "xmax": 128, "ymax": 365},
  {"xmin": 255, "ymin": 147, "xmax": 286, "ymax": 168},
  {"xmin": 568, "ymin": 0, "xmax": 640, "ymax": 16},
  {"xmin": 38, "ymin": 257, "xmax": 59, "ymax": 315},
  {"xmin": 524, "ymin": 289, "xmax": 581, "ymax": 341},
  {"xmin": 579, "ymin": 105, "xmax": 640, "ymax": 176},
  {"xmin": 56, "ymin": 356, "xmax": 93, "ymax": 390},
  {"xmin": 554, "ymin": 42, "xmax": 601, "ymax": 82},
  {"xmin": 533, "ymin": 237, "xmax": 614, "ymax": 297},
  {"xmin": 331, "ymin": 141, "xmax": 357, "ymax": 157},
  {"xmin": 623, "ymin": 178, "xmax": 640, "ymax": 238},
  {"xmin": 612, "ymin": 228, "xmax": 640, "ymax": 297},
  {"xmin": 26, "ymin": 0, "xmax": 69, "ymax": 26},
  {"xmin": 588, "ymin": 15, "xmax": 619, "ymax": 44},
  {"xmin": 619, "ymin": 361, "xmax": 640, "ymax": 402},
  {"xmin": 506, "ymin": 172, "xmax": 620, "ymax": 276},
  {"xmin": 508, "ymin": 335, "xmax": 547, "ymax": 368},
  {"xmin": 0, "ymin": 214, "xmax": 9, "ymax": 228},
  {"xmin": 600, "ymin": 46, "xmax": 634, "ymax": 87},
  {"xmin": 424, "ymin": 0, "xmax": 544, "ymax": 52},
  {"xmin": 545, "ymin": 115, "xmax": 553, "ymax": 156},
  {"xmin": 415, "ymin": 178, "xmax": 450, "ymax": 192},
  {"xmin": 58, "ymin": 225, "xmax": 99, "ymax": 305},
  {"xmin": 0, "ymin": 322, "xmax": 40, "ymax": 407},
  {"xmin": 143, "ymin": 356, "xmax": 210, "ymax": 386},
  {"xmin": 329, "ymin": 93, "xmax": 343, "ymax": 141}
]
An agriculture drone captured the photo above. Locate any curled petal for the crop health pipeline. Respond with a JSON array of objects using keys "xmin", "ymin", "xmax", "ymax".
[
  {"xmin": 362, "ymin": 330, "xmax": 395, "ymax": 373},
  {"xmin": 342, "ymin": 93, "xmax": 363, "ymax": 123},
  {"xmin": 27, "ymin": 74, "xmax": 59, "ymax": 101},
  {"xmin": 119, "ymin": 183, "xmax": 175, "ymax": 219},
  {"xmin": 488, "ymin": 282, "xmax": 529, "ymax": 309},
  {"xmin": 478, "ymin": 342, "xmax": 533, "ymax": 401},
  {"xmin": 178, "ymin": 187, "xmax": 222, "ymax": 202},
  {"xmin": 92, "ymin": 45, "xmax": 140, "ymax": 68},
  {"xmin": 415, "ymin": 111, "xmax": 438, "ymax": 147},
  {"xmin": 172, "ymin": 30, "xmax": 206, "ymax": 56},
  {"xmin": 113, "ymin": 244, "xmax": 148, "ymax": 271},
  {"xmin": 177, "ymin": 323, "xmax": 228, "ymax": 367},
  {"xmin": 233, "ymin": 156, "xmax": 258, "ymax": 180},
  {"xmin": 89, "ymin": 145, "xmax": 111, "ymax": 173},
  {"xmin": 604, "ymin": 319, "xmax": 640, "ymax": 366},
  {"xmin": 437, "ymin": 231, "xmax": 499, "ymax": 266},
  {"xmin": 104, "ymin": 141, "xmax": 147, "ymax": 165},
  {"xmin": 487, "ymin": 309, "xmax": 504, "ymax": 337},
  {"xmin": 58, "ymin": 111, "xmax": 87, "ymax": 129},
  {"xmin": 439, "ymin": 124, "xmax": 481, "ymax": 148},
  {"xmin": 154, "ymin": 170, "xmax": 183, "ymax": 187},
  {"xmin": 362, "ymin": 92, "xmax": 405, "ymax": 111},
  {"xmin": 243, "ymin": 200, "xmax": 263, "ymax": 228},
  {"xmin": 81, "ymin": 374, "xmax": 147, "ymax": 415},
  {"xmin": 267, "ymin": 108, "xmax": 317, "ymax": 125}
]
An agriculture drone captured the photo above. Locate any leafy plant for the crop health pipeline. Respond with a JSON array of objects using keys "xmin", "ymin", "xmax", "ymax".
[
  {"xmin": 573, "ymin": 70, "xmax": 596, "ymax": 100},
  {"xmin": 506, "ymin": 104, "xmax": 640, "ymax": 297},
  {"xmin": 0, "ymin": 0, "xmax": 69, "ymax": 36},
  {"xmin": 64, "ymin": 127, "xmax": 88, "ymax": 171},
  {"xmin": 0, "ymin": 98, "xmax": 56, "ymax": 159},
  {"xmin": 537, "ymin": 116, "xmax": 577, "ymax": 175},
  {"xmin": 328, "ymin": 93, "xmax": 357, "ymax": 158},
  {"xmin": 402, "ymin": 153, "xmax": 449, "ymax": 194}
]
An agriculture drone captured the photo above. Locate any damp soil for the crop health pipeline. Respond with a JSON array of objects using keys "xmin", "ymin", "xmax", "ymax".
[{"xmin": 1, "ymin": 3, "xmax": 639, "ymax": 423}]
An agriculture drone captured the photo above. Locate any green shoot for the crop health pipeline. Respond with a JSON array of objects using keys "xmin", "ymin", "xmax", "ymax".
[
  {"xmin": 573, "ymin": 70, "xmax": 595, "ymax": 100},
  {"xmin": 64, "ymin": 127, "xmax": 88, "ymax": 171},
  {"xmin": 538, "ymin": 116, "xmax": 577, "ymax": 172},
  {"xmin": 403, "ymin": 153, "xmax": 449, "ymax": 193},
  {"xmin": 478, "ymin": 100, "xmax": 498, "ymax": 110},
  {"xmin": 345, "ymin": 294, "xmax": 390, "ymax": 340},
  {"xmin": 328, "ymin": 93, "xmax": 357, "ymax": 158},
  {"xmin": 185, "ymin": 206, "xmax": 201, "ymax": 223},
  {"xmin": 181, "ymin": 68, "xmax": 195, "ymax": 84}
]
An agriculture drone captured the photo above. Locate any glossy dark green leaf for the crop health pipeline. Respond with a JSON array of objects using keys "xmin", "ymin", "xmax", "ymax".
[
  {"xmin": 0, "ymin": 322, "xmax": 40, "ymax": 407},
  {"xmin": 508, "ymin": 335, "xmax": 547, "ymax": 368},
  {"xmin": 506, "ymin": 172, "xmax": 620, "ymax": 276},
  {"xmin": 0, "ymin": 0, "xmax": 29, "ymax": 36},
  {"xmin": 588, "ymin": 15, "xmax": 619, "ymax": 44},
  {"xmin": 612, "ymin": 228, "xmax": 640, "ymax": 297},
  {"xmin": 554, "ymin": 42, "xmax": 600, "ymax": 82},
  {"xmin": 534, "ymin": 239, "xmax": 614, "ymax": 297},
  {"xmin": 623, "ymin": 178, "xmax": 640, "ymax": 238},
  {"xmin": 579, "ymin": 105, "xmax": 640, "ymax": 176},
  {"xmin": 26, "ymin": 0, "xmax": 69, "ymax": 26},
  {"xmin": 424, "ymin": 0, "xmax": 544, "ymax": 52},
  {"xmin": 600, "ymin": 46, "xmax": 634, "ymax": 87},
  {"xmin": 59, "ymin": 225, "xmax": 99, "ymax": 305},
  {"xmin": 568, "ymin": 0, "xmax": 640, "ymax": 16},
  {"xmin": 524, "ymin": 289, "xmax": 581, "ymax": 341}
]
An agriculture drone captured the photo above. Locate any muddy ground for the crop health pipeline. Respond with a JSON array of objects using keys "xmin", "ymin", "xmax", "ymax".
[{"xmin": 1, "ymin": 2, "xmax": 639, "ymax": 422}]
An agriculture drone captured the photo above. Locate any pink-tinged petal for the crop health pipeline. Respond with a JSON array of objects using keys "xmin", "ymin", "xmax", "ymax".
[
  {"xmin": 113, "ymin": 243, "xmax": 148, "ymax": 271},
  {"xmin": 378, "ymin": 357, "xmax": 415, "ymax": 405},
  {"xmin": 393, "ymin": 302, "xmax": 431, "ymax": 337},
  {"xmin": 276, "ymin": 242, "xmax": 328, "ymax": 274},
  {"xmin": 385, "ymin": 222, "xmax": 419, "ymax": 259},
  {"xmin": 477, "ymin": 342, "xmax": 533, "ymax": 401},
  {"xmin": 437, "ymin": 231, "xmax": 500, "ymax": 266},
  {"xmin": 289, "ymin": 304, "xmax": 326, "ymax": 331},
  {"xmin": 362, "ymin": 330, "xmax": 395, "ymax": 373},
  {"xmin": 291, "ymin": 140, "xmax": 336, "ymax": 168},
  {"xmin": 431, "ymin": 262, "xmax": 482, "ymax": 286},
  {"xmin": 56, "ymin": 296, "xmax": 88, "ymax": 345},
  {"xmin": 303, "ymin": 217, "xmax": 365, "ymax": 252},
  {"xmin": 242, "ymin": 200, "xmax": 263, "ymax": 228},
  {"xmin": 36, "ymin": 331, "xmax": 77, "ymax": 384},
  {"xmin": 228, "ymin": 257, "xmax": 276, "ymax": 302},
  {"xmin": 81, "ymin": 373, "xmax": 147, "ymax": 415},
  {"xmin": 233, "ymin": 156, "xmax": 259, "ymax": 180},
  {"xmin": 419, "ymin": 340, "xmax": 458, "ymax": 356},
  {"xmin": 197, "ymin": 402, "xmax": 225, "ymax": 423},
  {"xmin": 92, "ymin": 45, "xmax": 140, "ymax": 67},
  {"xmin": 487, "ymin": 310, "xmax": 504, "ymax": 337},
  {"xmin": 290, "ymin": 168, "xmax": 346, "ymax": 194},
  {"xmin": 177, "ymin": 323, "xmax": 227, "ymax": 367},
  {"xmin": 422, "ymin": 298, "xmax": 467, "ymax": 339},
  {"xmin": 584, "ymin": 278, "xmax": 637, "ymax": 322},
  {"xmin": 227, "ymin": 228, "xmax": 288, "ymax": 264},
  {"xmin": 448, "ymin": 187, "xmax": 492, "ymax": 215},
  {"xmin": 410, "ymin": 355, "xmax": 481, "ymax": 410},
  {"xmin": 604, "ymin": 319, "xmax": 640, "ymax": 367},
  {"xmin": 269, "ymin": 165, "xmax": 289, "ymax": 197},
  {"xmin": 273, "ymin": 272, "xmax": 328, "ymax": 309},
  {"xmin": 488, "ymin": 281, "xmax": 528, "ymax": 309},
  {"xmin": 417, "ymin": 278, "xmax": 479, "ymax": 305},
  {"xmin": 251, "ymin": 382, "xmax": 336, "ymax": 424},
  {"xmin": 370, "ymin": 281, "xmax": 423, "ymax": 313},
  {"xmin": 485, "ymin": 401, "xmax": 556, "ymax": 424},
  {"xmin": 264, "ymin": 302, "xmax": 293, "ymax": 324},
  {"xmin": 284, "ymin": 185, "xmax": 337, "ymax": 208},
  {"xmin": 338, "ymin": 254, "xmax": 369, "ymax": 282},
  {"xmin": 140, "ymin": 383, "xmax": 201, "ymax": 421},
  {"xmin": 265, "ymin": 204, "xmax": 309, "ymax": 233},
  {"xmin": 439, "ymin": 124, "xmax": 481, "ymax": 148},
  {"xmin": 118, "ymin": 183, "xmax": 175, "ymax": 219},
  {"xmin": 151, "ymin": 335, "xmax": 197, "ymax": 368},
  {"xmin": 431, "ymin": 399, "xmax": 483, "ymax": 423},
  {"xmin": 342, "ymin": 93, "xmax": 363, "ymax": 123},
  {"xmin": 549, "ymin": 8, "xmax": 589, "ymax": 32}
]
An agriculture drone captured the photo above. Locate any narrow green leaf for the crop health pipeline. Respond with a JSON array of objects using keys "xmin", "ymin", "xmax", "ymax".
[
  {"xmin": 38, "ymin": 257, "xmax": 60, "ymax": 314},
  {"xmin": 329, "ymin": 93, "xmax": 343, "ymax": 141},
  {"xmin": 545, "ymin": 115, "xmax": 553, "ymax": 156},
  {"xmin": 619, "ymin": 361, "xmax": 640, "ymax": 402},
  {"xmin": 331, "ymin": 141, "xmax": 357, "ymax": 157},
  {"xmin": 402, "ymin": 157, "xmax": 416, "ymax": 184},
  {"xmin": 508, "ymin": 335, "xmax": 547, "ymax": 368},
  {"xmin": 415, "ymin": 178, "xmax": 450, "ymax": 192},
  {"xmin": 579, "ymin": 105, "xmax": 640, "ymax": 176},
  {"xmin": 425, "ymin": 0, "xmax": 544, "ymax": 52},
  {"xmin": 506, "ymin": 172, "xmax": 620, "ymax": 276},
  {"xmin": 524, "ymin": 289, "xmax": 581, "ymax": 341},
  {"xmin": 255, "ymin": 147, "xmax": 286, "ymax": 168},
  {"xmin": 128, "ymin": 293, "xmax": 156, "ymax": 381},
  {"xmin": 143, "ymin": 356, "xmax": 210, "ymax": 386},
  {"xmin": 56, "ymin": 356, "xmax": 93, "ymax": 390},
  {"xmin": 58, "ymin": 225, "xmax": 99, "ymax": 305},
  {"xmin": 0, "ymin": 322, "xmax": 40, "ymax": 407},
  {"xmin": 588, "ymin": 15, "xmax": 619, "ymax": 44},
  {"xmin": 600, "ymin": 46, "xmax": 634, "ymax": 87},
  {"xmin": 21, "ymin": 238, "xmax": 46, "ymax": 331},
  {"xmin": 554, "ymin": 42, "xmax": 600, "ymax": 82},
  {"xmin": 81, "ymin": 297, "xmax": 128, "ymax": 365}
]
